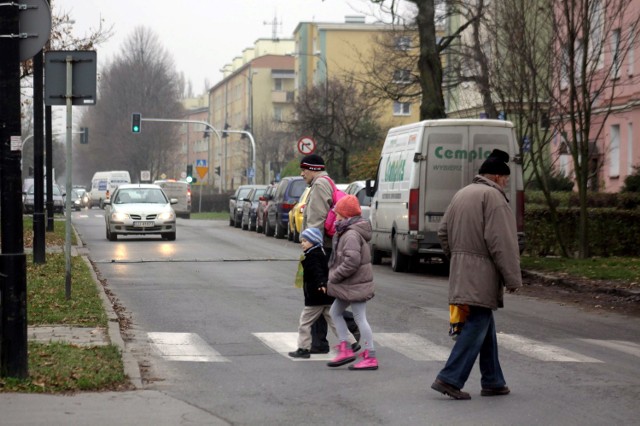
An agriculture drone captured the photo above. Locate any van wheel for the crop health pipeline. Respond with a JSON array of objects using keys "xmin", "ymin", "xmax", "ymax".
[
  {"xmin": 287, "ymin": 227, "xmax": 294, "ymax": 241},
  {"xmin": 99, "ymin": 199, "xmax": 104, "ymax": 209},
  {"xmin": 391, "ymin": 236, "xmax": 409, "ymax": 272},
  {"xmin": 293, "ymin": 228, "xmax": 300, "ymax": 243},
  {"xmin": 371, "ymin": 245, "xmax": 383, "ymax": 265}
]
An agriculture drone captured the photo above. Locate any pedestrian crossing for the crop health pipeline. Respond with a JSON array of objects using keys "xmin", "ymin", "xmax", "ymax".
[{"xmin": 147, "ymin": 331, "xmax": 640, "ymax": 364}]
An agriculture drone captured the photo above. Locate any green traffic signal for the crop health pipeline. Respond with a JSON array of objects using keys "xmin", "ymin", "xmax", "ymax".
[{"xmin": 132, "ymin": 113, "xmax": 141, "ymax": 133}]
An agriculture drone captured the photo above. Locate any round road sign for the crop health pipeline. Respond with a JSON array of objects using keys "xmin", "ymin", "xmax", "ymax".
[{"xmin": 297, "ymin": 136, "xmax": 316, "ymax": 155}]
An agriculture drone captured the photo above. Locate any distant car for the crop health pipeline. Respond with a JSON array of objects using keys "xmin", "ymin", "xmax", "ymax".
[
  {"xmin": 255, "ymin": 183, "xmax": 276, "ymax": 234},
  {"xmin": 240, "ymin": 185, "xmax": 268, "ymax": 231},
  {"xmin": 70, "ymin": 188, "xmax": 86, "ymax": 211},
  {"xmin": 103, "ymin": 183, "xmax": 177, "ymax": 241},
  {"xmin": 344, "ymin": 180, "xmax": 372, "ymax": 221},
  {"xmin": 264, "ymin": 176, "xmax": 307, "ymax": 239},
  {"xmin": 229, "ymin": 185, "xmax": 258, "ymax": 227},
  {"xmin": 23, "ymin": 184, "xmax": 65, "ymax": 214},
  {"xmin": 154, "ymin": 179, "xmax": 191, "ymax": 219},
  {"xmin": 288, "ymin": 186, "xmax": 311, "ymax": 243}
]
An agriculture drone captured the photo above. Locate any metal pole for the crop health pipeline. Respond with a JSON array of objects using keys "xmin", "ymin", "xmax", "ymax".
[
  {"xmin": 0, "ymin": 1, "xmax": 28, "ymax": 378},
  {"xmin": 64, "ymin": 55, "xmax": 73, "ymax": 299},
  {"xmin": 33, "ymin": 49, "xmax": 45, "ymax": 264}
]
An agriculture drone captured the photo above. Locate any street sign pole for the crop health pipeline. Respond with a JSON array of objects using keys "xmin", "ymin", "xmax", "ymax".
[{"xmin": 64, "ymin": 55, "xmax": 73, "ymax": 299}]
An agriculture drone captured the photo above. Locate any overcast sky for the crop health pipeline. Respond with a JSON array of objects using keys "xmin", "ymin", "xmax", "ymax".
[{"xmin": 53, "ymin": 0, "xmax": 380, "ymax": 95}]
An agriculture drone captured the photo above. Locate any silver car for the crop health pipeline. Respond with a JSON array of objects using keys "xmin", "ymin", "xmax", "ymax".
[
  {"xmin": 103, "ymin": 183, "xmax": 177, "ymax": 241},
  {"xmin": 344, "ymin": 180, "xmax": 372, "ymax": 221},
  {"xmin": 23, "ymin": 184, "xmax": 65, "ymax": 214}
]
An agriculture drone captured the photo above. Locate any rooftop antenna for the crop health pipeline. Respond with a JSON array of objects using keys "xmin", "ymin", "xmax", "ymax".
[{"xmin": 263, "ymin": 12, "xmax": 282, "ymax": 40}]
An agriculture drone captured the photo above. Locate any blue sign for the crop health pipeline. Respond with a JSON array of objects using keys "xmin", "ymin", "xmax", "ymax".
[
  {"xmin": 523, "ymin": 136, "xmax": 531, "ymax": 153},
  {"xmin": 247, "ymin": 168, "xmax": 255, "ymax": 178},
  {"xmin": 196, "ymin": 159, "xmax": 207, "ymax": 167}
]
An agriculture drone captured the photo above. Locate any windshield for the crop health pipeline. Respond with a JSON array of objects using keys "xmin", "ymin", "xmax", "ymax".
[
  {"xmin": 114, "ymin": 188, "xmax": 168, "ymax": 204},
  {"xmin": 27, "ymin": 185, "xmax": 62, "ymax": 196}
]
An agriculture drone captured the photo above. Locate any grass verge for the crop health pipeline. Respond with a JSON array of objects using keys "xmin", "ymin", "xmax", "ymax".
[
  {"xmin": 190, "ymin": 211, "xmax": 227, "ymax": 220},
  {"xmin": 0, "ymin": 218, "xmax": 128, "ymax": 393},
  {"xmin": 521, "ymin": 255, "xmax": 640, "ymax": 283}
]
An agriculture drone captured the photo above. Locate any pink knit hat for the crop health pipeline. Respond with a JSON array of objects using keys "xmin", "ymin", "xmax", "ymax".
[{"xmin": 334, "ymin": 194, "xmax": 361, "ymax": 218}]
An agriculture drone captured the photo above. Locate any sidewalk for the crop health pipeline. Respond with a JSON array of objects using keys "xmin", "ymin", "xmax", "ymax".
[{"xmin": 1, "ymin": 245, "xmax": 230, "ymax": 425}]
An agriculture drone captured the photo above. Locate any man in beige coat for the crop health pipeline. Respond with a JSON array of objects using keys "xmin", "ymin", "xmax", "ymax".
[{"xmin": 431, "ymin": 149, "xmax": 522, "ymax": 400}]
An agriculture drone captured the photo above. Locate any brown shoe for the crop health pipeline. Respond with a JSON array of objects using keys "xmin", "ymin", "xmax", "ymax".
[
  {"xmin": 481, "ymin": 386, "xmax": 510, "ymax": 396},
  {"xmin": 431, "ymin": 379, "xmax": 471, "ymax": 400}
]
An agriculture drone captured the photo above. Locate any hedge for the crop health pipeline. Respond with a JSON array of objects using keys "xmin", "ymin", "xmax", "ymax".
[{"xmin": 525, "ymin": 206, "xmax": 640, "ymax": 257}]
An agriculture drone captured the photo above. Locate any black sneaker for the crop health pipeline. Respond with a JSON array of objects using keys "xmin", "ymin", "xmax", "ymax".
[
  {"xmin": 288, "ymin": 348, "xmax": 311, "ymax": 359},
  {"xmin": 310, "ymin": 346, "xmax": 330, "ymax": 354}
]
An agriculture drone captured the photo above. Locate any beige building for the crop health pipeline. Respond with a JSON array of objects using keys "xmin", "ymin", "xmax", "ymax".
[
  {"xmin": 209, "ymin": 38, "xmax": 297, "ymax": 191},
  {"xmin": 291, "ymin": 17, "xmax": 421, "ymax": 131}
]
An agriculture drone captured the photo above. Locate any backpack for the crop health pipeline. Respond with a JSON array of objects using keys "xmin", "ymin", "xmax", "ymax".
[{"xmin": 321, "ymin": 176, "xmax": 347, "ymax": 237}]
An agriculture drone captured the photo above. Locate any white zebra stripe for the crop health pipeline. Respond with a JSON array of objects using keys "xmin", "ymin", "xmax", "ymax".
[
  {"xmin": 148, "ymin": 332, "xmax": 229, "ymax": 362},
  {"xmin": 497, "ymin": 333, "xmax": 602, "ymax": 362}
]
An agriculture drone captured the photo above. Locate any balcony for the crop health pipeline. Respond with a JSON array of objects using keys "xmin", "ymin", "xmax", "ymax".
[{"xmin": 272, "ymin": 90, "xmax": 294, "ymax": 103}]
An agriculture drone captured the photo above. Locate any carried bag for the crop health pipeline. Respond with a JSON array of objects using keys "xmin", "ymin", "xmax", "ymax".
[
  {"xmin": 320, "ymin": 176, "xmax": 347, "ymax": 237},
  {"xmin": 448, "ymin": 304, "xmax": 469, "ymax": 340},
  {"xmin": 294, "ymin": 254, "xmax": 304, "ymax": 288}
]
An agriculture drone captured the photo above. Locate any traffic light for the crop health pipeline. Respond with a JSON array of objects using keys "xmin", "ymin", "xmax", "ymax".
[
  {"xmin": 80, "ymin": 127, "xmax": 89, "ymax": 144},
  {"xmin": 186, "ymin": 164, "xmax": 193, "ymax": 183},
  {"xmin": 132, "ymin": 113, "xmax": 141, "ymax": 133},
  {"xmin": 215, "ymin": 166, "xmax": 221, "ymax": 176}
]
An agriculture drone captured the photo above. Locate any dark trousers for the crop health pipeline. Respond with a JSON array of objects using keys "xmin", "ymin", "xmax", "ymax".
[{"xmin": 311, "ymin": 246, "xmax": 332, "ymax": 350}]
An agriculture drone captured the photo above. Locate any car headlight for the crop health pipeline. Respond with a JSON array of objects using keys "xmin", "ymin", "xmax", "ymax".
[
  {"xmin": 158, "ymin": 211, "xmax": 175, "ymax": 221},
  {"xmin": 111, "ymin": 211, "xmax": 128, "ymax": 222}
]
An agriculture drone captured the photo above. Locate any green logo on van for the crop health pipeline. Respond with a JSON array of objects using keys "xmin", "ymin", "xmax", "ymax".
[
  {"xmin": 384, "ymin": 157, "xmax": 406, "ymax": 182},
  {"xmin": 434, "ymin": 146, "xmax": 493, "ymax": 162}
]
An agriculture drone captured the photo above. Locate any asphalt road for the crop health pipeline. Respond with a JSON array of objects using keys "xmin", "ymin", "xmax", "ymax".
[{"xmin": 72, "ymin": 209, "xmax": 640, "ymax": 426}]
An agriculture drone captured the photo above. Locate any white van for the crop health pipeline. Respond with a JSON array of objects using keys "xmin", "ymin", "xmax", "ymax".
[
  {"xmin": 89, "ymin": 171, "xmax": 131, "ymax": 209},
  {"xmin": 367, "ymin": 119, "xmax": 525, "ymax": 272},
  {"xmin": 153, "ymin": 180, "xmax": 191, "ymax": 219}
]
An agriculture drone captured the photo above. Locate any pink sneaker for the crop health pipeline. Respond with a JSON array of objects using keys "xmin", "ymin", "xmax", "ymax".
[
  {"xmin": 348, "ymin": 350, "xmax": 378, "ymax": 370},
  {"xmin": 327, "ymin": 341, "xmax": 356, "ymax": 367}
]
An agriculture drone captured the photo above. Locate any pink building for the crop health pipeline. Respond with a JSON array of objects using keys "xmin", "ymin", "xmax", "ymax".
[{"xmin": 556, "ymin": 0, "xmax": 640, "ymax": 192}]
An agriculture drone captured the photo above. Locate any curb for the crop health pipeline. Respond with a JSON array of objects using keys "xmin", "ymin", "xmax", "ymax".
[{"xmin": 74, "ymin": 225, "xmax": 143, "ymax": 389}]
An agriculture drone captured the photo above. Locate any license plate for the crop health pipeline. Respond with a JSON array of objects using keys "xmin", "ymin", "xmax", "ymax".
[{"xmin": 133, "ymin": 221, "xmax": 154, "ymax": 227}]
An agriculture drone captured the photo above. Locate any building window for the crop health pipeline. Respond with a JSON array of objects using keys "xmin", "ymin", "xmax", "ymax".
[
  {"xmin": 274, "ymin": 78, "xmax": 283, "ymax": 91},
  {"xmin": 273, "ymin": 106, "xmax": 283, "ymax": 122},
  {"xmin": 628, "ymin": 29, "xmax": 635, "ymax": 77},
  {"xmin": 628, "ymin": 123, "xmax": 634, "ymax": 175},
  {"xmin": 392, "ymin": 69, "xmax": 412, "ymax": 84},
  {"xmin": 393, "ymin": 102, "xmax": 411, "ymax": 116},
  {"xmin": 610, "ymin": 124, "xmax": 620, "ymax": 177},
  {"xmin": 395, "ymin": 36, "xmax": 411, "ymax": 51},
  {"xmin": 612, "ymin": 29, "xmax": 621, "ymax": 79}
]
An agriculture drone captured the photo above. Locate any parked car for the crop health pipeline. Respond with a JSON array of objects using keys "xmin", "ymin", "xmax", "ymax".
[
  {"xmin": 23, "ymin": 184, "xmax": 65, "ymax": 214},
  {"xmin": 103, "ymin": 183, "xmax": 177, "ymax": 241},
  {"xmin": 240, "ymin": 185, "xmax": 268, "ymax": 231},
  {"xmin": 288, "ymin": 186, "xmax": 311, "ymax": 242},
  {"xmin": 264, "ymin": 176, "xmax": 307, "ymax": 239},
  {"xmin": 229, "ymin": 185, "xmax": 258, "ymax": 227},
  {"xmin": 256, "ymin": 183, "xmax": 276, "ymax": 234},
  {"xmin": 344, "ymin": 180, "xmax": 372, "ymax": 221}
]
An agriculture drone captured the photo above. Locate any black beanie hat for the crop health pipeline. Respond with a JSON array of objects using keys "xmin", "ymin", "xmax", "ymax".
[
  {"xmin": 300, "ymin": 154, "xmax": 325, "ymax": 171},
  {"xmin": 479, "ymin": 149, "xmax": 511, "ymax": 176}
]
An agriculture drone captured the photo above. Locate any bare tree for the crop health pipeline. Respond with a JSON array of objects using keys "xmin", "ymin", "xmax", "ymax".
[
  {"xmin": 75, "ymin": 27, "xmax": 184, "ymax": 183},
  {"xmin": 252, "ymin": 115, "xmax": 295, "ymax": 184},
  {"xmin": 292, "ymin": 77, "xmax": 384, "ymax": 181}
]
